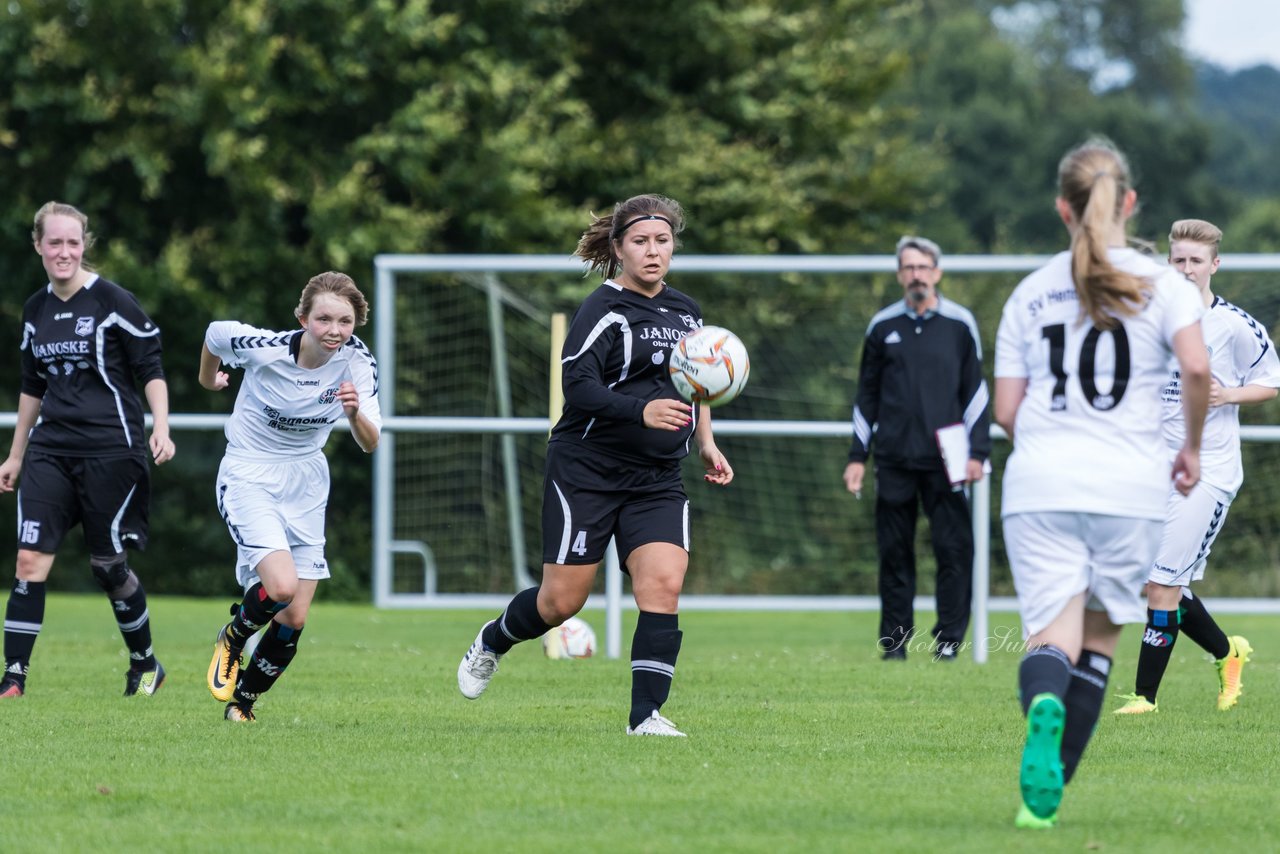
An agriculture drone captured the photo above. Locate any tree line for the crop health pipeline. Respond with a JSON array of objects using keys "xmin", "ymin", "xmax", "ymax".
[{"xmin": 2, "ymin": 0, "xmax": 1278, "ymax": 597}]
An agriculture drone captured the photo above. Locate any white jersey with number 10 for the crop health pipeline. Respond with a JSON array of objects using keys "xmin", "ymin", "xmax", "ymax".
[{"xmin": 996, "ymin": 248, "xmax": 1203, "ymax": 520}]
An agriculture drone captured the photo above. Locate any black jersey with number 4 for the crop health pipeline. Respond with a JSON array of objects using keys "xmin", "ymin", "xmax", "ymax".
[
  {"xmin": 550, "ymin": 280, "xmax": 702, "ymax": 465},
  {"xmin": 18, "ymin": 275, "xmax": 165, "ymax": 457}
]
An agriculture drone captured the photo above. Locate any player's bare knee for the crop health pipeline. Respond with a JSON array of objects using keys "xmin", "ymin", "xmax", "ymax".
[
  {"xmin": 261, "ymin": 576, "xmax": 298, "ymax": 605},
  {"xmin": 634, "ymin": 574, "xmax": 684, "ymax": 610},
  {"xmin": 539, "ymin": 590, "xmax": 587, "ymax": 625},
  {"xmin": 15, "ymin": 550, "xmax": 53, "ymax": 582},
  {"xmin": 90, "ymin": 554, "xmax": 138, "ymax": 598},
  {"xmin": 275, "ymin": 613, "xmax": 307, "ymax": 631},
  {"xmin": 544, "ymin": 599, "xmax": 585, "ymax": 626}
]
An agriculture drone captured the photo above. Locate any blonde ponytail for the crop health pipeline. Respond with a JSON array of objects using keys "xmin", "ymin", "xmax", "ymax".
[{"xmin": 1057, "ymin": 139, "xmax": 1149, "ymax": 328}]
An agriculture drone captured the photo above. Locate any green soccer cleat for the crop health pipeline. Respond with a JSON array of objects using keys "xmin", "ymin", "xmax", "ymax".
[
  {"xmin": 124, "ymin": 661, "xmax": 166, "ymax": 697},
  {"xmin": 1020, "ymin": 693, "xmax": 1065, "ymax": 820},
  {"xmin": 1216, "ymin": 636, "xmax": 1252, "ymax": 711},
  {"xmin": 1015, "ymin": 802, "xmax": 1058, "ymax": 829},
  {"xmin": 1113, "ymin": 693, "xmax": 1158, "ymax": 715}
]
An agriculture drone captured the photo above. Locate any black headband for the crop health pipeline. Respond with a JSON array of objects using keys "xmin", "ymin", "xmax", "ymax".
[{"xmin": 614, "ymin": 214, "xmax": 674, "ymax": 239}]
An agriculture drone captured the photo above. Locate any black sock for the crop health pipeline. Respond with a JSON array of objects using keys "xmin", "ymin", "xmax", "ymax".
[
  {"xmin": 1061, "ymin": 650, "xmax": 1110, "ymax": 784},
  {"xmin": 483, "ymin": 587, "xmax": 551, "ymax": 655},
  {"xmin": 90, "ymin": 558, "xmax": 155, "ymax": 671},
  {"xmin": 113, "ymin": 584, "xmax": 156, "ymax": 671},
  {"xmin": 1134, "ymin": 608, "xmax": 1180, "ymax": 702},
  {"xmin": 629, "ymin": 611, "xmax": 683, "ymax": 729},
  {"xmin": 1018, "ymin": 644, "xmax": 1072, "ymax": 715},
  {"xmin": 234, "ymin": 621, "xmax": 303, "ymax": 706},
  {"xmin": 4, "ymin": 579, "xmax": 46, "ymax": 686},
  {"xmin": 1177, "ymin": 589, "xmax": 1231, "ymax": 660},
  {"xmin": 227, "ymin": 582, "xmax": 286, "ymax": 647}
]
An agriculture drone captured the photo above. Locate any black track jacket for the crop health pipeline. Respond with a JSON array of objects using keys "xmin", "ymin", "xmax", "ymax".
[{"xmin": 848, "ymin": 295, "xmax": 991, "ymax": 471}]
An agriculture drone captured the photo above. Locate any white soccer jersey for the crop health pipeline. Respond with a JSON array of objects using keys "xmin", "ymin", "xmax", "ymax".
[
  {"xmin": 1159, "ymin": 297, "xmax": 1280, "ymax": 495},
  {"xmin": 205, "ymin": 321, "xmax": 382, "ymax": 457},
  {"xmin": 996, "ymin": 249, "xmax": 1203, "ymax": 520}
]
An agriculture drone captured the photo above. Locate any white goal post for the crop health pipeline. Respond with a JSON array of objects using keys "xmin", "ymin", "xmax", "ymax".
[{"xmin": 369, "ymin": 253, "xmax": 1280, "ymax": 662}]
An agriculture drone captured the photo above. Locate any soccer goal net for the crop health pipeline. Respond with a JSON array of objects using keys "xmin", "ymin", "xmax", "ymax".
[{"xmin": 370, "ymin": 254, "xmax": 1280, "ymax": 620}]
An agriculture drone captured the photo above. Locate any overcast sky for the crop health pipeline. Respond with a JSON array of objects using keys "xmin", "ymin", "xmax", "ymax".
[{"xmin": 1183, "ymin": 0, "xmax": 1280, "ymax": 70}]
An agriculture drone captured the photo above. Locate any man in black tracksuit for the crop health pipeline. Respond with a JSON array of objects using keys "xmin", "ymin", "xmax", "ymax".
[{"xmin": 843, "ymin": 236, "xmax": 991, "ymax": 661}]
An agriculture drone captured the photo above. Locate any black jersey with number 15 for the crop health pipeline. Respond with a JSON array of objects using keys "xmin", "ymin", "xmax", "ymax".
[
  {"xmin": 19, "ymin": 276, "xmax": 165, "ymax": 457},
  {"xmin": 550, "ymin": 281, "xmax": 702, "ymax": 465}
]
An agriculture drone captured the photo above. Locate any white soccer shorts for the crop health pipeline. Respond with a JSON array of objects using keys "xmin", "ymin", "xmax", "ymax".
[
  {"xmin": 1004, "ymin": 511, "xmax": 1162, "ymax": 639},
  {"xmin": 215, "ymin": 451, "xmax": 332, "ymax": 590},
  {"xmin": 1148, "ymin": 480, "xmax": 1232, "ymax": 587}
]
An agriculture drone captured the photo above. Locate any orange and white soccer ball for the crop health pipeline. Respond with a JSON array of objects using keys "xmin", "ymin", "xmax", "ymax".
[
  {"xmin": 668, "ymin": 325, "xmax": 750, "ymax": 407},
  {"xmin": 542, "ymin": 616, "xmax": 597, "ymax": 659}
]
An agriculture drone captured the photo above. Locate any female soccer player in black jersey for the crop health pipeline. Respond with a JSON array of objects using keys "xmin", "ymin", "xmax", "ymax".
[
  {"xmin": 457, "ymin": 194, "xmax": 734, "ymax": 736},
  {"xmin": 0, "ymin": 202, "xmax": 176, "ymax": 699}
]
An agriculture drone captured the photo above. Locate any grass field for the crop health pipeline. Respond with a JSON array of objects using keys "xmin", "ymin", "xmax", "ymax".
[{"xmin": 0, "ymin": 594, "xmax": 1276, "ymax": 853}]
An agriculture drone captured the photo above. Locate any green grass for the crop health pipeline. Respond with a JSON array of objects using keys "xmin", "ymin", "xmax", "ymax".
[{"xmin": 1, "ymin": 595, "xmax": 1277, "ymax": 852}]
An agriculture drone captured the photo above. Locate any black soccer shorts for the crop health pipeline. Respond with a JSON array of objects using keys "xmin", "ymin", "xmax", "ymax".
[
  {"xmin": 16, "ymin": 450, "xmax": 151, "ymax": 555},
  {"xmin": 540, "ymin": 443, "xmax": 689, "ymax": 568}
]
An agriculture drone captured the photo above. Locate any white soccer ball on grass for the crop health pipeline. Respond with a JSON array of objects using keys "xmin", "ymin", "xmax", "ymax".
[{"xmin": 542, "ymin": 616, "xmax": 597, "ymax": 659}]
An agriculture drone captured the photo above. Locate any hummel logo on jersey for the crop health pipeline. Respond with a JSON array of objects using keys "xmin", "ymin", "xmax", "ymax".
[
  {"xmin": 885, "ymin": 331, "xmax": 902, "ymax": 344},
  {"xmin": 55, "ymin": 312, "xmax": 73, "ymax": 321},
  {"xmin": 75, "ymin": 317, "xmax": 95, "ymax": 336},
  {"xmin": 1142, "ymin": 628, "xmax": 1174, "ymax": 648},
  {"xmin": 296, "ymin": 379, "xmax": 320, "ymax": 387}
]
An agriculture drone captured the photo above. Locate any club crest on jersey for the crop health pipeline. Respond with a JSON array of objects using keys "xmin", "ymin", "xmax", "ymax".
[
  {"xmin": 319, "ymin": 387, "xmax": 340, "ymax": 404},
  {"xmin": 679, "ymin": 315, "xmax": 700, "ymax": 330},
  {"xmin": 75, "ymin": 317, "xmax": 95, "ymax": 336}
]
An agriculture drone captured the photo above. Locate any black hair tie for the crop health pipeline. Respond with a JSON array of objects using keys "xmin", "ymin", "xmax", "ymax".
[{"xmin": 614, "ymin": 214, "xmax": 674, "ymax": 240}]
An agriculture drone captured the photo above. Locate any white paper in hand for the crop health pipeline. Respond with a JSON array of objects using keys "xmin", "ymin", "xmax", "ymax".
[{"xmin": 935, "ymin": 423, "xmax": 969, "ymax": 487}]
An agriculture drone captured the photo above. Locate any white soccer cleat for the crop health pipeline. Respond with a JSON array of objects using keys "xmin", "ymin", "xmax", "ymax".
[
  {"xmin": 457, "ymin": 621, "xmax": 503, "ymax": 700},
  {"xmin": 626, "ymin": 710, "xmax": 687, "ymax": 737}
]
